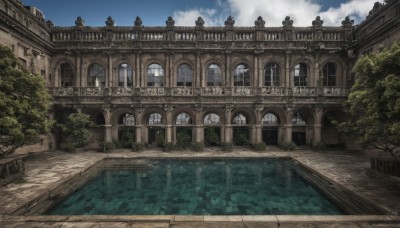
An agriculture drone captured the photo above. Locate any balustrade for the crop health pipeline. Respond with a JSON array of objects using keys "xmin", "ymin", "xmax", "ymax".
[{"xmin": 292, "ymin": 87, "xmax": 316, "ymax": 96}]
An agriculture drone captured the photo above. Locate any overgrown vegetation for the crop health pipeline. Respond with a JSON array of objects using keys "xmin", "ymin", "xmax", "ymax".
[
  {"xmin": 222, "ymin": 143, "xmax": 233, "ymax": 152},
  {"xmin": 0, "ymin": 45, "xmax": 53, "ymax": 158},
  {"xmin": 59, "ymin": 113, "xmax": 94, "ymax": 150},
  {"xmin": 335, "ymin": 43, "xmax": 400, "ymax": 161},
  {"xmin": 204, "ymin": 128, "xmax": 220, "ymax": 146},
  {"xmin": 253, "ymin": 142, "xmax": 267, "ymax": 151}
]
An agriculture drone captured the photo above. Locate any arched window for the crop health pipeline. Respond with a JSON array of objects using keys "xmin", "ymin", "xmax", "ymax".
[
  {"xmin": 204, "ymin": 113, "xmax": 220, "ymax": 125},
  {"xmin": 148, "ymin": 113, "xmax": 162, "ymax": 125},
  {"xmin": 234, "ymin": 64, "xmax": 250, "ymax": 86},
  {"xmin": 323, "ymin": 62, "xmax": 336, "ymax": 86},
  {"xmin": 176, "ymin": 113, "xmax": 191, "ymax": 125},
  {"xmin": 294, "ymin": 63, "xmax": 308, "ymax": 86},
  {"xmin": 264, "ymin": 63, "xmax": 280, "ymax": 86},
  {"xmin": 118, "ymin": 63, "xmax": 133, "ymax": 87},
  {"xmin": 207, "ymin": 64, "xmax": 222, "ymax": 86},
  {"xmin": 292, "ymin": 112, "xmax": 307, "ymax": 125},
  {"xmin": 60, "ymin": 63, "xmax": 74, "ymax": 87},
  {"xmin": 119, "ymin": 113, "xmax": 135, "ymax": 126},
  {"xmin": 232, "ymin": 113, "xmax": 248, "ymax": 125},
  {"xmin": 87, "ymin": 63, "xmax": 105, "ymax": 87},
  {"xmin": 147, "ymin": 63, "xmax": 164, "ymax": 87},
  {"xmin": 262, "ymin": 113, "xmax": 279, "ymax": 126},
  {"xmin": 177, "ymin": 64, "xmax": 193, "ymax": 86}
]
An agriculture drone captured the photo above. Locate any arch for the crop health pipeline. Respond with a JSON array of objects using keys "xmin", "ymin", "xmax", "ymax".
[
  {"xmin": 87, "ymin": 63, "xmax": 106, "ymax": 87},
  {"xmin": 207, "ymin": 63, "xmax": 223, "ymax": 86},
  {"xmin": 204, "ymin": 113, "xmax": 221, "ymax": 125},
  {"xmin": 294, "ymin": 62, "xmax": 308, "ymax": 86},
  {"xmin": 232, "ymin": 112, "xmax": 249, "ymax": 125},
  {"xmin": 177, "ymin": 63, "xmax": 193, "ymax": 86},
  {"xmin": 322, "ymin": 62, "xmax": 336, "ymax": 86},
  {"xmin": 119, "ymin": 113, "xmax": 135, "ymax": 126},
  {"xmin": 292, "ymin": 112, "xmax": 307, "ymax": 125},
  {"xmin": 60, "ymin": 62, "xmax": 75, "ymax": 87},
  {"xmin": 262, "ymin": 113, "xmax": 280, "ymax": 126},
  {"xmin": 264, "ymin": 62, "xmax": 280, "ymax": 86},
  {"xmin": 233, "ymin": 63, "xmax": 251, "ymax": 86},
  {"xmin": 175, "ymin": 112, "xmax": 192, "ymax": 125},
  {"xmin": 118, "ymin": 63, "xmax": 134, "ymax": 87},
  {"xmin": 147, "ymin": 63, "xmax": 164, "ymax": 87}
]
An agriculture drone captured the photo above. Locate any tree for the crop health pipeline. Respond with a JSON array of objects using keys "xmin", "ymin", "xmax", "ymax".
[
  {"xmin": 0, "ymin": 45, "xmax": 52, "ymax": 158},
  {"xmin": 336, "ymin": 43, "xmax": 400, "ymax": 161},
  {"xmin": 60, "ymin": 113, "xmax": 94, "ymax": 149}
]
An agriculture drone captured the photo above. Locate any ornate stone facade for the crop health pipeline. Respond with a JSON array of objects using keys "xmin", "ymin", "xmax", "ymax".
[{"xmin": 0, "ymin": 0, "xmax": 399, "ymax": 149}]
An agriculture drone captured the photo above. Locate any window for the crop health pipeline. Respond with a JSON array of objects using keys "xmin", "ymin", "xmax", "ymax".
[
  {"xmin": 294, "ymin": 63, "xmax": 308, "ymax": 86},
  {"xmin": 264, "ymin": 63, "xmax": 280, "ymax": 86},
  {"xmin": 147, "ymin": 63, "xmax": 164, "ymax": 87},
  {"xmin": 262, "ymin": 113, "xmax": 279, "ymax": 126},
  {"xmin": 118, "ymin": 63, "xmax": 133, "ymax": 87},
  {"xmin": 176, "ymin": 113, "xmax": 191, "ymax": 125},
  {"xmin": 204, "ymin": 113, "xmax": 220, "ymax": 125},
  {"xmin": 87, "ymin": 63, "xmax": 105, "ymax": 87},
  {"xmin": 234, "ymin": 64, "xmax": 250, "ymax": 86},
  {"xmin": 322, "ymin": 62, "xmax": 336, "ymax": 86},
  {"xmin": 119, "ymin": 113, "xmax": 135, "ymax": 126},
  {"xmin": 60, "ymin": 63, "xmax": 74, "ymax": 87},
  {"xmin": 177, "ymin": 64, "xmax": 193, "ymax": 86},
  {"xmin": 148, "ymin": 113, "xmax": 162, "ymax": 125},
  {"xmin": 207, "ymin": 64, "xmax": 222, "ymax": 86},
  {"xmin": 292, "ymin": 112, "xmax": 306, "ymax": 125},
  {"xmin": 232, "ymin": 113, "xmax": 248, "ymax": 125}
]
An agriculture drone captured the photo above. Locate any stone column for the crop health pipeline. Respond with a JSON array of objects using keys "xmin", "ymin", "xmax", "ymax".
[
  {"xmin": 313, "ymin": 108, "xmax": 323, "ymax": 145},
  {"xmin": 165, "ymin": 105, "xmax": 173, "ymax": 143},
  {"xmin": 135, "ymin": 52, "xmax": 141, "ymax": 87},
  {"xmin": 103, "ymin": 108, "xmax": 112, "ymax": 143},
  {"xmin": 285, "ymin": 51, "xmax": 291, "ymax": 87},
  {"xmin": 195, "ymin": 52, "xmax": 201, "ymax": 87},
  {"xmin": 255, "ymin": 106, "xmax": 263, "ymax": 144},
  {"xmin": 107, "ymin": 53, "xmax": 113, "ymax": 87},
  {"xmin": 284, "ymin": 109, "xmax": 293, "ymax": 143},
  {"xmin": 253, "ymin": 54, "xmax": 259, "ymax": 87},
  {"xmin": 224, "ymin": 106, "xmax": 233, "ymax": 143},
  {"xmin": 195, "ymin": 107, "xmax": 204, "ymax": 143},
  {"xmin": 135, "ymin": 109, "xmax": 143, "ymax": 143},
  {"xmin": 225, "ymin": 51, "xmax": 231, "ymax": 87}
]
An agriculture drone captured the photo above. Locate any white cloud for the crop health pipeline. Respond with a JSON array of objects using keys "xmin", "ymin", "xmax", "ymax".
[{"xmin": 173, "ymin": 0, "xmax": 385, "ymax": 27}]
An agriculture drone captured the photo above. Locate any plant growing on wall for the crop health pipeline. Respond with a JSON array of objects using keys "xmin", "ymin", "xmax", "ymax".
[
  {"xmin": 0, "ymin": 45, "xmax": 53, "ymax": 158},
  {"xmin": 335, "ymin": 43, "xmax": 400, "ymax": 161}
]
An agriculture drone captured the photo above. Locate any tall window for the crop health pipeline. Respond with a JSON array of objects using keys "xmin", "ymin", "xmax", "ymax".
[
  {"xmin": 87, "ymin": 63, "xmax": 105, "ymax": 87},
  {"xmin": 148, "ymin": 113, "xmax": 162, "ymax": 125},
  {"xmin": 118, "ymin": 64, "xmax": 133, "ymax": 87},
  {"xmin": 119, "ymin": 113, "xmax": 135, "ymax": 126},
  {"xmin": 262, "ymin": 113, "xmax": 279, "ymax": 126},
  {"xmin": 60, "ymin": 62, "xmax": 74, "ymax": 87},
  {"xmin": 323, "ymin": 62, "xmax": 336, "ymax": 86},
  {"xmin": 177, "ymin": 64, "xmax": 193, "ymax": 86},
  {"xmin": 234, "ymin": 64, "xmax": 250, "ymax": 86},
  {"xmin": 264, "ymin": 63, "xmax": 280, "ymax": 86},
  {"xmin": 232, "ymin": 113, "xmax": 248, "ymax": 125},
  {"xmin": 147, "ymin": 63, "xmax": 164, "ymax": 87},
  {"xmin": 207, "ymin": 64, "xmax": 222, "ymax": 86},
  {"xmin": 176, "ymin": 113, "xmax": 191, "ymax": 125},
  {"xmin": 204, "ymin": 113, "xmax": 220, "ymax": 125},
  {"xmin": 294, "ymin": 63, "xmax": 308, "ymax": 86}
]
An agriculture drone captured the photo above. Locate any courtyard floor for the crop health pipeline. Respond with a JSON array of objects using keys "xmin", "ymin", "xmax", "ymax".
[{"xmin": 1, "ymin": 148, "xmax": 400, "ymax": 227}]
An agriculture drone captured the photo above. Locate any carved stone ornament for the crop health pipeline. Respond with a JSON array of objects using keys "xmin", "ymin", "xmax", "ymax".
[
  {"xmin": 224, "ymin": 16, "xmax": 235, "ymax": 27},
  {"xmin": 46, "ymin": 20, "xmax": 54, "ymax": 28},
  {"xmin": 341, "ymin": 16, "xmax": 354, "ymax": 28},
  {"xmin": 254, "ymin": 16, "xmax": 265, "ymax": 28},
  {"xmin": 312, "ymin": 16, "xmax": 323, "ymax": 28},
  {"xmin": 75, "ymin": 16, "xmax": 84, "ymax": 27},
  {"xmin": 105, "ymin": 16, "xmax": 115, "ymax": 27},
  {"xmin": 134, "ymin": 16, "xmax": 143, "ymax": 27},
  {"xmin": 165, "ymin": 16, "xmax": 175, "ymax": 28},
  {"xmin": 195, "ymin": 16, "xmax": 205, "ymax": 29},
  {"xmin": 368, "ymin": 2, "xmax": 384, "ymax": 17},
  {"xmin": 282, "ymin": 16, "xmax": 293, "ymax": 28}
]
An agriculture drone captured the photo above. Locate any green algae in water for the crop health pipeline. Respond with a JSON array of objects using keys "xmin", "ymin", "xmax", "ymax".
[{"xmin": 45, "ymin": 159, "xmax": 345, "ymax": 215}]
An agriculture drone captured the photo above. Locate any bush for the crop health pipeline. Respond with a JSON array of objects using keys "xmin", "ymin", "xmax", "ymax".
[
  {"xmin": 100, "ymin": 142, "xmax": 115, "ymax": 153},
  {"xmin": 176, "ymin": 131, "xmax": 192, "ymax": 149},
  {"xmin": 163, "ymin": 143, "xmax": 175, "ymax": 152},
  {"xmin": 253, "ymin": 142, "xmax": 267, "ymax": 151},
  {"xmin": 132, "ymin": 142, "xmax": 144, "ymax": 152},
  {"xmin": 192, "ymin": 142, "xmax": 204, "ymax": 152},
  {"xmin": 222, "ymin": 143, "xmax": 233, "ymax": 152},
  {"xmin": 279, "ymin": 142, "xmax": 296, "ymax": 151}
]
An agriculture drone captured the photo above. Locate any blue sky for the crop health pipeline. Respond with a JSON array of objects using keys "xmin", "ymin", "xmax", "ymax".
[{"xmin": 22, "ymin": 0, "xmax": 383, "ymax": 27}]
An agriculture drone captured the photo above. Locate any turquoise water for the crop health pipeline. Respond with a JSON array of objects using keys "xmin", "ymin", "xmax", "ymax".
[{"xmin": 45, "ymin": 159, "xmax": 345, "ymax": 215}]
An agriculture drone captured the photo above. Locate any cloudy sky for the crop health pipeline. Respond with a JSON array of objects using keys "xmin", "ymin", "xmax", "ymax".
[{"xmin": 23, "ymin": 0, "xmax": 384, "ymax": 27}]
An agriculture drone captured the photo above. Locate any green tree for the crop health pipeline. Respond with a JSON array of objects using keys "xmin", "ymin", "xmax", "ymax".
[
  {"xmin": 0, "ymin": 45, "xmax": 52, "ymax": 158},
  {"xmin": 60, "ymin": 113, "xmax": 94, "ymax": 149},
  {"xmin": 336, "ymin": 43, "xmax": 400, "ymax": 161}
]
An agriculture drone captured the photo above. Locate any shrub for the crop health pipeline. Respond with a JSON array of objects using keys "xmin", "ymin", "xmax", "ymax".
[
  {"xmin": 163, "ymin": 143, "xmax": 175, "ymax": 152},
  {"xmin": 222, "ymin": 143, "xmax": 233, "ymax": 152},
  {"xmin": 279, "ymin": 142, "xmax": 296, "ymax": 151},
  {"xmin": 176, "ymin": 131, "xmax": 192, "ymax": 149},
  {"xmin": 100, "ymin": 142, "xmax": 115, "ymax": 153},
  {"xmin": 192, "ymin": 142, "xmax": 204, "ymax": 152},
  {"xmin": 132, "ymin": 142, "xmax": 144, "ymax": 152},
  {"xmin": 253, "ymin": 142, "xmax": 267, "ymax": 151}
]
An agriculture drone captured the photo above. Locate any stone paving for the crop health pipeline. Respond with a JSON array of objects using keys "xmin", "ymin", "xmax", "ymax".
[{"xmin": 1, "ymin": 148, "xmax": 400, "ymax": 227}]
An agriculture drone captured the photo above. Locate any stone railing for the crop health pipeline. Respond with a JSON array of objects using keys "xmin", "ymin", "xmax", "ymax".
[
  {"xmin": 48, "ymin": 86, "xmax": 347, "ymax": 98},
  {"xmin": 0, "ymin": 155, "xmax": 26, "ymax": 186},
  {"xmin": 51, "ymin": 26, "xmax": 349, "ymax": 43}
]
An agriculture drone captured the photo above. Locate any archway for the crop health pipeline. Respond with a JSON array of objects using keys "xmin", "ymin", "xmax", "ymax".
[
  {"xmin": 174, "ymin": 112, "xmax": 193, "ymax": 149},
  {"xmin": 262, "ymin": 113, "xmax": 280, "ymax": 145},
  {"xmin": 232, "ymin": 112, "xmax": 250, "ymax": 145},
  {"xmin": 118, "ymin": 113, "xmax": 135, "ymax": 148},
  {"xmin": 147, "ymin": 113, "xmax": 164, "ymax": 146},
  {"xmin": 204, "ymin": 113, "xmax": 221, "ymax": 146},
  {"xmin": 292, "ymin": 112, "xmax": 308, "ymax": 145}
]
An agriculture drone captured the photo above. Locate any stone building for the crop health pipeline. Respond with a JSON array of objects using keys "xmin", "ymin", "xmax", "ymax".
[{"xmin": 0, "ymin": 0, "xmax": 399, "ymax": 150}]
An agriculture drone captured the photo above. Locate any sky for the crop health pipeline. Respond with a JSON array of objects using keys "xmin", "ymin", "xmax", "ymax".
[{"xmin": 22, "ymin": 0, "xmax": 384, "ymax": 27}]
